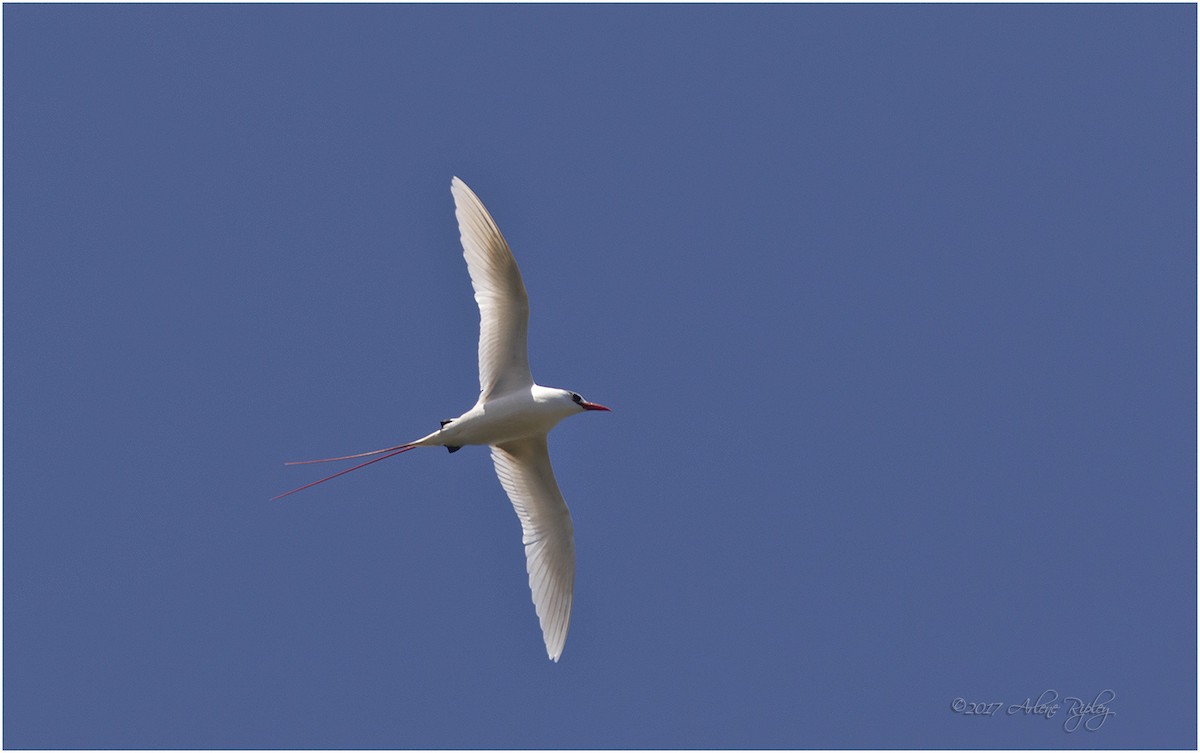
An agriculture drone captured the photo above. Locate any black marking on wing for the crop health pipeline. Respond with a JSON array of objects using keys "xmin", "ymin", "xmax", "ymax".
[
  {"xmin": 440, "ymin": 419, "xmax": 454, "ymax": 428},
  {"xmin": 447, "ymin": 445, "xmax": 462, "ymax": 454}
]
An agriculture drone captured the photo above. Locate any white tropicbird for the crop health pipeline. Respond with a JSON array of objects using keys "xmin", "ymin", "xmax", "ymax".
[{"xmin": 275, "ymin": 177, "xmax": 610, "ymax": 662}]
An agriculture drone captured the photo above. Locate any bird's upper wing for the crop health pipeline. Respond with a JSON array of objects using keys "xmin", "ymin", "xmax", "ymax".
[
  {"xmin": 491, "ymin": 435, "xmax": 575, "ymax": 661},
  {"xmin": 451, "ymin": 177, "xmax": 534, "ymax": 400}
]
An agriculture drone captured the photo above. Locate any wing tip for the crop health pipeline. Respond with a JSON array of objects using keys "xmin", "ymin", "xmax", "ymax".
[
  {"xmin": 450, "ymin": 176, "xmax": 487, "ymax": 218},
  {"xmin": 539, "ymin": 593, "xmax": 572, "ymax": 664}
]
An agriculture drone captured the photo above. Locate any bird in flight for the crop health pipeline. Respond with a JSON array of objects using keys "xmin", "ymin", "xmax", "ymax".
[{"xmin": 275, "ymin": 177, "xmax": 610, "ymax": 662}]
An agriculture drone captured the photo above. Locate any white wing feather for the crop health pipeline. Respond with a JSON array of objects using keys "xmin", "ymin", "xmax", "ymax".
[
  {"xmin": 491, "ymin": 436, "xmax": 575, "ymax": 661},
  {"xmin": 451, "ymin": 177, "xmax": 534, "ymax": 399}
]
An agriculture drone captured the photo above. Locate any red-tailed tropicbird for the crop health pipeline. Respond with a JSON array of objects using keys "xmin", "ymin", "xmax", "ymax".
[{"xmin": 275, "ymin": 177, "xmax": 610, "ymax": 662}]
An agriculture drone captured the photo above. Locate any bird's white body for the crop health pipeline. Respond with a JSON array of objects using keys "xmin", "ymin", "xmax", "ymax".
[
  {"xmin": 413, "ymin": 386, "xmax": 583, "ymax": 448},
  {"xmin": 278, "ymin": 177, "xmax": 607, "ymax": 662}
]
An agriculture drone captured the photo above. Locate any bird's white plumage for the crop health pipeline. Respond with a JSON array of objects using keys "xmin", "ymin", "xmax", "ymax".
[
  {"xmin": 491, "ymin": 436, "xmax": 575, "ymax": 662},
  {"xmin": 451, "ymin": 177, "xmax": 534, "ymax": 399},
  {"xmin": 280, "ymin": 177, "xmax": 600, "ymax": 662},
  {"xmin": 451, "ymin": 177, "xmax": 581, "ymax": 662}
]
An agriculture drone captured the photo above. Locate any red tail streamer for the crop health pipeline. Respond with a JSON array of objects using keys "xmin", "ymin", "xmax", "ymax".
[{"xmin": 272, "ymin": 445, "xmax": 416, "ymax": 501}]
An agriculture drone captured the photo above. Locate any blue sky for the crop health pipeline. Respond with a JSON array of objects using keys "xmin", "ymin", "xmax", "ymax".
[{"xmin": 3, "ymin": 3, "xmax": 1195, "ymax": 749}]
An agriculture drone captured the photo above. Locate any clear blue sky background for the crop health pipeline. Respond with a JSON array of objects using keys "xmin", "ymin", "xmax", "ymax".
[{"xmin": 4, "ymin": 3, "xmax": 1195, "ymax": 749}]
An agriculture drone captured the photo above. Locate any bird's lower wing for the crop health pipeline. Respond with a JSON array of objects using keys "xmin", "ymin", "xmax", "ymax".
[
  {"xmin": 451, "ymin": 177, "xmax": 534, "ymax": 399},
  {"xmin": 491, "ymin": 436, "xmax": 575, "ymax": 661}
]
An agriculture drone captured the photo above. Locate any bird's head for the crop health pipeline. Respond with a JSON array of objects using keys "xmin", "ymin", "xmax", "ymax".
[{"xmin": 566, "ymin": 390, "xmax": 611, "ymax": 413}]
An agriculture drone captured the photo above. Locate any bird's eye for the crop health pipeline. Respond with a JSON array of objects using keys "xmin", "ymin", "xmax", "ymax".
[{"xmin": 571, "ymin": 393, "xmax": 582, "ymax": 404}]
